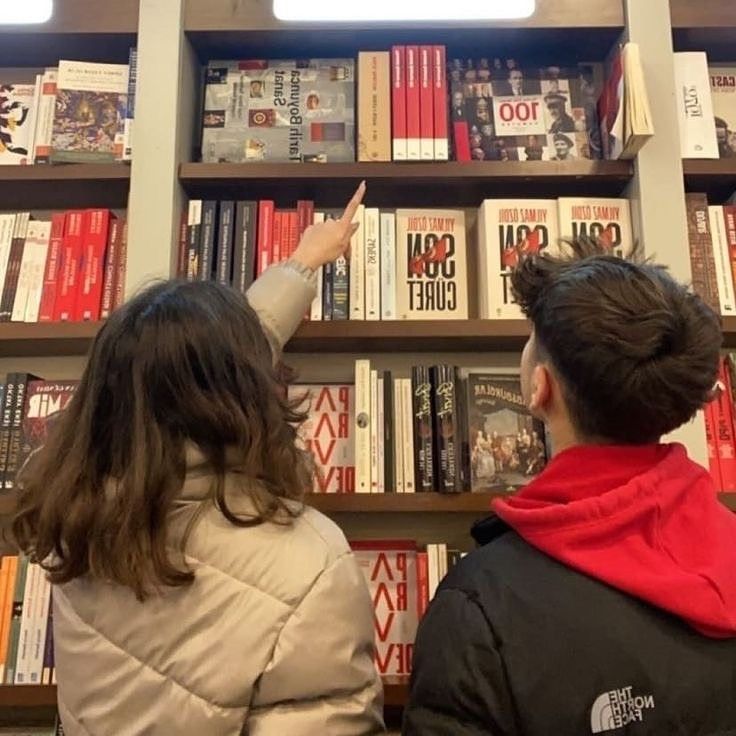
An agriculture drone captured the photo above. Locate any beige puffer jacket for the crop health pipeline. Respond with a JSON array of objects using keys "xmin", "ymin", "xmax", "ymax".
[{"xmin": 52, "ymin": 265, "xmax": 385, "ymax": 735}]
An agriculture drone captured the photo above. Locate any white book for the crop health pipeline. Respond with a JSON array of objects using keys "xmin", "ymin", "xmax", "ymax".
[
  {"xmin": 380, "ymin": 211, "xmax": 397, "ymax": 320},
  {"xmin": 12, "ymin": 220, "xmax": 41, "ymax": 322},
  {"xmin": 427, "ymin": 544, "xmax": 439, "ymax": 601},
  {"xmin": 28, "ymin": 573, "xmax": 51, "ymax": 684},
  {"xmin": 557, "ymin": 197, "xmax": 633, "ymax": 259},
  {"xmin": 0, "ymin": 84, "xmax": 36, "ymax": 164},
  {"xmin": 8, "ymin": 213, "xmax": 30, "ymax": 319},
  {"xmin": 349, "ymin": 204, "xmax": 366, "ymax": 320},
  {"xmin": 355, "ymin": 359, "xmax": 372, "ymax": 493},
  {"xmin": 15, "ymin": 563, "xmax": 41, "ymax": 684},
  {"xmin": 438, "ymin": 543, "xmax": 448, "ymax": 580},
  {"xmin": 34, "ymin": 68, "xmax": 58, "ymax": 164},
  {"xmin": 370, "ymin": 369, "xmax": 379, "ymax": 493},
  {"xmin": 310, "ymin": 212, "xmax": 326, "ymax": 321},
  {"xmin": 477, "ymin": 199, "xmax": 559, "ymax": 319},
  {"xmin": 24, "ymin": 220, "xmax": 51, "ymax": 323},
  {"xmin": 42, "ymin": 592, "xmax": 53, "ymax": 684},
  {"xmin": 401, "ymin": 378, "xmax": 416, "ymax": 493},
  {"xmin": 27, "ymin": 75, "xmax": 43, "ymax": 164},
  {"xmin": 377, "ymin": 375, "xmax": 385, "ymax": 493},
  {"xmin": 393, "ymin": 377, "xmax": 405, "ymax": 493},
  {"xmin": 674, "ymin": 52, "xmax": 719, "ymax": 159},
  {"xmin": 364, "ymin": 207, "xmax": 381, "ymax": 321},
  {"xmin": 0, "ymin": 215, "xmax": 18, "ymax": 304},
  {"xmin": 708, "ymin": 206, "xmax": 736, "ymax": 316}
]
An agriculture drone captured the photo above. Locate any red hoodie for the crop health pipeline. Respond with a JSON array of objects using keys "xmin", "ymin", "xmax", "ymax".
[{"xmin": 493, "ymin": 443, "xmax": 736, "ymax": 639}]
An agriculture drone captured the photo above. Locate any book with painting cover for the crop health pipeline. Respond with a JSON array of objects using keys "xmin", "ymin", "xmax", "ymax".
[
  {"xmin": 449, "ymin": 58, "xmax": 601, "ymax": 162},
  {"xmin": 465, "ymin": 373, "xmax": 547, "ymax": 493},
  {"xmin": 0, "ymin": 84, "xmax": 37, "ymax": 164},
  {"xmin": 201, "ymin": 59, "xmax": 355, "ymax": 163},
  {"xmin": 709, "ymin": 65, "xmax": 736, "ymax": 159},
  {"xmin": 557, "ymin": 197, "xmax": 633, "ymax": 258},
  {"xmin": 51, "ymin": 60, "xmax": 129, "ymax": 163},
  {"xmin": 289, "ymin": 384, "xmax": 355, "ymax": 494},
  {"xmin": 395, "ymin": 209, "xmax": 468, "ymax": 320}
]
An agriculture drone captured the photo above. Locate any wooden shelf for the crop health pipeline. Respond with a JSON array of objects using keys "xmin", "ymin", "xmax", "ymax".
[
  {"xmin": 0, "ymin": 684, "xmax": 56, "ymax": 708},
  {"xmin": 0, "ymin": 165, "xmax": 130, "ymax": 211},
  {"xmin": 722, "ymin": 317, "xmax": 736, "ymax": 349},
  {"xmin": 306, "ymin": 492, "xmax": 500, "ymax": 513},
  {"xmin": 683, "ymin": 160, "xmax": 736, "ymax": 202},
  {"xmin": 383, "ymin": 677, "xmax": 409, "ymax": 708},
  {"xmin": 722, "ymin": 494, "xmax": 736, "ymax": 512},
  {"xmin": 670, "ymin": 1, "xmax": 736, "ymax": 61},
  {"xmin": 0, "ymin": 321, "xmax": 103, "ymax": 359},
  {"xmin": 180, "ymin": 161, "xmax": 633, "ymax": 205}
]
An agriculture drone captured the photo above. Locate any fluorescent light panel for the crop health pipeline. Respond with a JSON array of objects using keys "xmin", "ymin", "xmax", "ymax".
[
  {"xmin": 273, "ymin": 0, "xmax": 535, "ymax": 22},
  {"xmin": 0, "ymin": 0, "xmax": 53, "ymax": 24}
]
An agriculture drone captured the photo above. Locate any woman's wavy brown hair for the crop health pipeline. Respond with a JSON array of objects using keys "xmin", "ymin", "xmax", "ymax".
[{"xmin": 13, "ymin": 280, "xmax": 311, "ymax": 600}]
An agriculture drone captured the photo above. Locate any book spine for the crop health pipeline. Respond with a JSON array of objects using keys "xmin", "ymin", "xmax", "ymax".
[
  {"xmin": 432, "ymin": 365, "xmax": 459, "ymax": 493},
  {"xmin": 401, "ymin": 378, "xmax": 416, "ymax": 493},
  {"xmin": 34, "ymin": 69, "xmax": 58, "ymax": 164},
  {"xmin": 112, "ymin": 221, "xmax": 128, "ymax": 310},
  {"xmin": 77, "ymin": 209, "xmax": 111, "ymax": 321},
  {"xmin": 38, "ymin": 214, "xmax": 65, "ymax": 322},
  {"xmin": 0, "ymin": 376, "xmax": 18, "ymax": 492},
  {"xmin": 11, "ymin": 229, "xmax": 35, "ymax": 323},
  {"xmin": 0, "ymin": 556, "xmax": 17, "ymax": 682},
  {"xmin": 123, "ymin": 48, "xmax": 138, "ymax": 162},
  {"xmin": 100, "ymin": 217, "xmax": 122, "ymax": 319},
  {"xmin": 5, "ymin": 373, "xmax": 31, "ymax": 491},
  {"xmin": 673, "ymin": 52, "xmax": 719, "ymax": 159},
  {"xmin": 0, "ymin": 216, "xmax": 17, "ymax": 300},
  {"xmin": 176, "ymin": 211, "xmax": 188, "ymax": 279},
  {"xmin": 23, "ymin": 223, "xmax": 50, "ymax": 323},
  {"xmin": 26, "ymin": 75, "xmax": 42, "ymax": 165},
  {"xmin": 717, "ymin": 358, "xmax": 736, "ymax": 492},
  {"xmin": 257, "ymin": 200, "xmax": 275, "ymax": 275},
  {"xmin": 14, "ymin": 562, "xmax": 39, "ymax": 683},
  {"xmin": 42, "ymin": 593, "xmax": 54, "ymax": 685},
  {"xmin": 416, "ymin": 551, "xmax": 429, "ymax": 618},
  {"xmin": 310, "ymin": 213, "xmax": 326, "ymax": 321},
  {"xmin": 419, "ymin": 46, "xmax": 434, "ymax": 161},
  {"xmin": 287, "ymin": 211, "xmax": 300, "ymax": 259},
  {"xmin": 432, "ymin": 46, "xmax": 449, "ymax": 161},
  {"xmin": 198, "ymin": 201, "xmax": 218, "ymax": 282},
  {"xmin": 322, "ymin": 261, "xmax": 334, "ymax": 320},
  {"xmin": 379, "ymin": 211, "xmax": 396, "ymax": 320},
  {"xmin": 272, "ymin": 211, "xmax": 284, "ymax": 265},
  {"xmin": 297, "ymin": 200, "xmax": 314, "ymax": 239},
  {"xmin": 406, "ymin": 46, "xmax": 421, "ymax": 160},
  {"xmin": 382, "ymin": 371, "xmax": 395, "ymax": 493},
  {"xmin": 427, "ymin": 544, "xmax": 439, "ymax": 601},
  {"xmin": 216, "ymin": 201, "xmax": 235, "ymax": 286},
  {"xmin": 355, "ymin": 359, "xmax": 372, "ymax": 493},
  {"xmin": 705, "ymin": 400, "xmax": 724, "ymax": 490},
  {"xmin": 364, "ymin": 208, "xmax": 381, "ymax": 321},
  {"xmin": 393, "ymin": 377, "xmax": 405, "ymax": 493},
  {"xmin": 349, "ymin": 204, "xmax": 365, "ymax": 320},
  {"xmin": 232, "ymin": 201, "xmax": 257, "ymax": 293},
  {"xmin": 723, "ymin": 206, "xmax": 736, "ymax": 300},
  {"xmin": 358, "ymin": 52, "xmax": 391, "ymax": 162},
  {"xmin": 5, "ymin": 556, "xmax": 28, "ymax": 684},
  {"xmin": 186, "ymin": 200, "xmax": 202, "ymax": 281},
  {"xmin": 0, "ymin": 558, "xmax": 10, "ymax": 683},
  {"xmin": 708, "ymin": 206, "xmax": 736, "ymax": 315},
  {"xmin": 391, "ymin": 46, "xmax": 408, "ymax": 161},
  {"xmin": 454, "ymin": 368, "xmax": 469, "ymax": 491},
  {"xmin": 370, "ymin": 370, "xmax": 379, "ymax": 493},
  {"xmin": 684, "ymin": 193, "xmax": 720, "ymax": 314},
  {"xmin": 332, "ymin": 255, "xmax": 350, "ymax": 320},
  {"xmin": 412, "ymin": 366, "xmax": 435, "ymax": 492},
  {"xmin": 0, "ymin": 214, "xmax": 30, "ymax": 322},
  {"xmin": 28, "ymin": 573, "xmax": 51, "ymax": 684}
]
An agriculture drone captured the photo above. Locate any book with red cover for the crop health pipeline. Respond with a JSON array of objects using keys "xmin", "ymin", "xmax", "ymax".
[
  {"xmin": 419, "ymin": 46, "xmax": 434, "ymax": 160},
  {"xmin": 297, "ymin": 200, "xmax": 314, "ymax": 239},
  {"xmin": 272, "ymin": 210, "xmax": 284, "ymax": 265},
  {"xmin": 112, "ymin": 220, "xmax": 127, "ymax": 310},
  {"xmin": 716, "ymin": 357, "xmax": 736, "ymax": 492},
  {"xmin": 257, "ymin": 200, "xmax": 274, "ymax": 275},
  {"xmin": 432, "ymin": 45, "xmax": 449, "ymax": 161},
  {"xmin": 75, "ymin": 209, "xmax": 111, "ymax": 321},
  {"xmin": 100, "ymin": 217, "xmax": 123, "ymax": 320},
  {"xmin": 38, "ymin": 213, "xmax": 65, "ymax": 323},
  {"xmin": 391, "ymin": 46, "xmax": 407, "ymax": 161},
  {"xmin": 286, "ymin": 211, "xmax": 299, "ymax": 259},
  {"xmin": 53, "ymin": 211, "xmax": 86, "ymax": 322},
  {"xmin": 350, "ymin": 540, "xmax": 419, "ymax": 677},
  {"xmin": 416, "ymin": 550, "xmax": 429, "ymax": 619},
  {"xmin": 406, "ymin": 46, "xmax": 421, "ymax": 160},
  {"xmin": 705, "ymin": 399, "xmax": 724, "ymax": 491}
]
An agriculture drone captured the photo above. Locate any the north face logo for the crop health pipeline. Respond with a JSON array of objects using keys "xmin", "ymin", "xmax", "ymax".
[{"xmin": 590, "ymin": 686, "xmax": 655, "ymax": 733}]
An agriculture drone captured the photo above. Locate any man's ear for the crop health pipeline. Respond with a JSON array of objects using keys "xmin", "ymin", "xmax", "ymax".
[{"xmin": 528, "ymin": 363, "xmax": 552, "ymax": 419}]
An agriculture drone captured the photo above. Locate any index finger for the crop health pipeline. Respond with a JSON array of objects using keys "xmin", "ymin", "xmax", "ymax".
[{"xmin": 339, "ymin": 180, "xmax": 367, "ymax": 227}]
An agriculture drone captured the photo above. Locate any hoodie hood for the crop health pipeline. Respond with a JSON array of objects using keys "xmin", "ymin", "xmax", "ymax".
[{"xmin": 493, "ymin": 443, "xmax": 736, "ymax": 639}]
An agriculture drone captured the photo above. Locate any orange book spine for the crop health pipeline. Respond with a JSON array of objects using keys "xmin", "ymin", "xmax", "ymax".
[{"xmin": 0, "ymin": 556, "xmax": 18, "ymax": 680}]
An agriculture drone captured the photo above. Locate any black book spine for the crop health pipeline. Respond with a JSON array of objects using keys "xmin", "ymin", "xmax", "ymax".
[
  {"xmin": 242, "ymin": 202, "xmax": 258, "ymax": 291},
  {"xmin": 332, "ymin": 255, "xmax": 349, "ymax": 320},
  {"xmin": 432, "ymin": 364, "xmax": 460, "ymax": 493},
  {"xmin": 323, "ymin": 262, "xmax": 334, "ymax": 320},
  {"xmin": 198, "ymin": 200, "xmax": 218, "ymax": 282},
  {"xmin": 5, "ymin": 373, "xmax": 32, "ymax": 491},
  {"xmin": 0, "ymin": 375, "xmax": 18, "ymax": 494},
  {"xmin": 186, "ymin": 201, "xmax": 201, "ymax": 282},
  {"xmin": 456, "ymin": 369, "xmax": 470, "ymax": 491},
  {"xmin": 216, "ymin": 201, "xmax": 235, "ymax": 286},
  {"xmin": 382, "ymin": 370, "xmax": 395, "ymax": 492},
  {"xmin": 412, "ymin": 365, "xmax": 435, "ymax": 492}
]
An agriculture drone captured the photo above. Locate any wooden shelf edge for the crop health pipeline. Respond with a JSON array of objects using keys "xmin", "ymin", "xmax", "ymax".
[
  {"xmin": 0, "ymin": 164, "xmax": 131, "ymax": 183},
  {"xmin": 0, "ymin": 684, "xmax": 57, "ymax": 708},
  {"xmin": 670, "ymin": 1, "xmax": 736, "ymax": 29},
  {"xmin": 721, "ymin": 494, "xmax": 736, "ymax": 512},
  {"xmin": 306, "ymin": 492, "xmax": 500, "ymax": 513},
  {"xmin": 682, "ymin": 159, "xmax": 736, "ymax": 178}
]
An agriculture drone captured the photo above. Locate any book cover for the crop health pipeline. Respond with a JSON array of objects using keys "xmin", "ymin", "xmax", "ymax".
[
  {"xmin": 0, "ymin": 83, "xmax": 37, "ymax": 164},
  {"xmin": 14, "ymin": 562, "xmax": 40, "ymax": 683},
  {"xmin": 322, "ymin": 261, "xmax": 334, "ymax": 320},
  {"xmin": 21, "ymin": 220, "xmax": 52, "ymax": 323},
  {"xmin": 416, "ymin": 551, "xmax": 429, "ymax": 618},
  {"xmin": 232, "ymin": 201, "xmax": 257, "ymax": 293},
  {"xmin": 53, "ymin": 210, "xmax": 85, "ymax": 321},
  {"xmin": 708, "ymin": 206, "xmax": 736, "ymax": 316},
  {"xmin": 216, "ymin": 201, "xmax": 235, "ymax": 286},
  {"xmin": 286, "ymin": 210, "xmax": 299, "ymax": 259},
  {"xmin": 333, "ymin": 254, "xmax": 350, "ymax": 320},
  {"xmin": 28, "ymin": 576, "xmax": 51, "ymax": 684},
  {"xmin": 673, "ymin": 52, "xmax": 719, "ymax": 159},
  {"xmin": 391, "ymin": 46, "xmax": 408, "ymax": 161},
  {"xmin": 296, "ymin": 200, "xmax": 314, "ymax": 239},
  {"xmin": 76, "ymin": 209, "xmax": 111, "ymax": 321},
  {"xmin": 51, "ymin": 60, "xmax": 129, "ymax": 163},
  {"xmin": 477, "ymin": 199, "xmax": 559, "ymax": 319},
  {"xmin": 406, "ymin": 46, "xmax": 421, "ymax": 160},
  {"xmin": 380, "ymin": 211, "xmax": 397, "ymax": 320},
  {"xmin": 432, "ymin": 45, "xmax": 449, "ymax": 161},
  {"xmin": 26, "ymin": 75, "xmax": 42, "ymax": 163},
  {"xmin": 11, "ymin": 220, "xmax": 43, "ymax": 323},
  {"xmin": 354, "ymin": 359, "xmax": 371, "ymax": 493},
  {"xmin": 709, "ymin": 65, "xmax": 736, "ymax": 159},
  {"xmin": 38, "ymin": 213, "xmax": 65, "ymax": 323},
  {"xmin": 395, "ymin": 209, "xmax": 468, "ymax": 320},
  {"xmin": 465, "ymin": 373, "xmax": 547, "ymax": 493},
  {"xmin": 290, "ymin": 384, "xmax": 355, "ymax": 493},
  {"xmin": 348, "ymin": 204, "xmax": 365, "ymax": 320},
  {"xmin": 358, "ymin": 51, "xmax": 391, "ymax": 162},
  {"xmin": 202, "ymin": 59, "xmax": 355, "ymax": 163},
  {"xmin": 598, "ymin": 48, "xmax": 624, "ymax": 160},
  {"xmin": 198, "ymin": 201, "xmax": 218, "ymax": 282},
  {"xmin": 376, "ymin": 374, "xmax": 385, "ymax": 493},
  {"xmin": 100, "ymin": 217, "xmax": 123, "ymax": 319},
  {"xmin": 684, "ymin": 193, "xmax": 721, "ymax": 314},
  {"xmin": 123, "ymin": 47, "xmax": 138, "ymax": 162},
  {"xmin": 419, "ymin": 46, "xmax": 434, "ymax": 160},
  {"xmin": 186, "ymin": 200, "xmax": 202, "ymax": 281},
  {"xmin": 34, "ymin": 68, "xmax": 58, "ymax": 164},
  {"xmin": 557, "ymin": 197, "xmax": 633, "ymax": 258},
  {"xmin": 411, "ymin": 366, "xmax": 435, "ymax": 492},
  {"xmin": 431, "ymin": 364, "xmax": 461, "ymax": 493},
  {"xmin": 350, "ymin": 540, "xmax": 418, "ymax": 677},
  {"xmin": 364, "ymin": 207, "xmax": 380, "ymax": 321}
]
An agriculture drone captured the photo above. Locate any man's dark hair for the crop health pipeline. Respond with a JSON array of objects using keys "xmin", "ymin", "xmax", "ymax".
[{"xmin": 511, "ymin": 238, "xmax": 722, "ymax": 444}]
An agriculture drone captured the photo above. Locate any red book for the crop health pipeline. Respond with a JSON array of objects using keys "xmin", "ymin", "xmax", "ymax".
[
  {"xmin": 419, "ymin": 46, "xmax": 434, "ymax": 161},
  {"xmin": 705, "ymin": 400, "xmax": 723, "ymax": 491},
  {"xmin": 54, "ymin": 211, "xmax": 86, "ymax": 322},
  {"xmin": 100, "ymin": 217, "xmax": 123, "ymax": 320},
  {"xmin": 716, "ymin": 358, "xmax": 736, "ymax": 492},
  {"xmin": 723, "ymin": 205, "xmax": 736, "ymax": 292},
  {"xmin": 432, "ymin": 45, "xmax": 449, "ymax": 161},
  {"xmin": 272, "ymin": 210, "xmax": 284, "ymax": 264},
  {"xmin": 38, "ymin": 213, "xmax": 65, "ymax": 323},
  {"xmin": 405, "ymin": 46, "xmax": 421, "ymax": 160},
  {"xmin": 112, "ymin": 220, "xmax": 127, "ymax": 311},
  {"xmin": 256, "ymin": 200, "xmax": 274, "ymax": 275},
  {"xmin": 297, "ymin": 200, "xmax": 314, "ymax": 238},
  {"xmin": 287, "ymin": 211, "xmax": 299, "ymax": 259},
  {"xmin": 75, "ymin": 209, "xmax": 111, "ymax": 321},
  {"xmin": 391, "ymin": 46, "xmax": 407, "ymax": 161},
  {"xmin": 416, "ymin": 551, "xmax": 429, "ymax": 619},
  {"xmin": 176, "ymin": 211, "xmax": 188, "ymax": 279}
]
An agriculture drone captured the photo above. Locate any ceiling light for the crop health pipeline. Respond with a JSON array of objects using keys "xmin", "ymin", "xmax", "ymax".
[{"xmin": 0, "ymin": 0, "xmax": 53, "ymax": 25}]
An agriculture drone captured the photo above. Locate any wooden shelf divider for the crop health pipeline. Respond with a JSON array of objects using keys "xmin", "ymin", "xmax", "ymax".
[
  {"xmin": 306, "ymin": 492, "xmax": 500, "ymax": 513},
  {"xmin": 0, "ymin": 684, "xmax": 57, "ymax": 708}
]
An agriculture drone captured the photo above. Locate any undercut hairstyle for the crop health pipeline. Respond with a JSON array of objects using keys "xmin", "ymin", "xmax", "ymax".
[
  {"xmin": 13, "ymin": 280, "xmax": 312, "ymax": 601},
  {"xmin": 511, "ymin": 238, "xmax": 721, "ymax": 444}
]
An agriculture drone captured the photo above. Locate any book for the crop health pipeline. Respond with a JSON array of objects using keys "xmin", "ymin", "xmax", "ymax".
[
  {"xmin": 674, "ymin": 52, "xmax": 719, "ymax": 159},
  {"xmin": 256, "ymin": 200, "xmax": 274, "ymax": 275},
  {"xmin": 232, "ymin": 201, "xmax": 257, "ymax": 293},
  {"xmin": 38, "ymin": 214, "xmax": 65, "ymax": 323},
  {"xmin": 354, "ymin": 360, "xmax": 372, "ymax": 493},
  {"xmin": 27, "ymin": 75, "xmax": 42, "ymax": 164},
  {"xmin": 272, "ymin": 210, "xmax": 284, "ymax": 264},
  {"xmin": 395, "ymin": 209, "xmax": 468, "ymax": 320},
  {"xmin": 0, "ymin": 377, "xmax": 17, "ymax": 493},
  {"xmin": 290, "ymin": 384, "xmax": 355, "ymax": 493},
  {"xmin": 5, "ymin": 556, "xmax": 28, "ymax": 684},
  {"xmin": 419, "ymin": 46, "xmax": 434, "ymax": 161},
  {"xmin": 416, "ymin": 551, "xmax": 429, "ymax": 618},
  {"xmin": 54, "ymin": 210, "xmax": 85, "ymax": 321},
  {"xmin": 14, "ymin": 561, "xmax": 40, "ymax": 683},
  {"xmin": 380, "ymin": 211, "xmax": 397, "ymax": 320},
  {"xmin": 709, "ymin": 66, "xmax": 736, "ymax": 159},
  {"xmin": 322, "ymin": 261, "xmax": 334, "ymax": 321},
  {"xmin": 100, "ymin": 216, "xmax": 123, "ymax": 319},
  {"xmin": 724, "ymin": 206, "xmax": 736, "ymax": 301},
  {"xmin": 617, "ymin": 44, "xmax": 654, "ymax": 159},
  {"xmin": 432, "ymin": 45, "xmax": 449, "ymax": 161},
  {"xmin": 685, "ymin": 193, "xmax": 721, "ymax": 314},
  {"xmin": 0, "ymin": 216, "xmax": 17, "ymax": 313},
  {"xmin": 477, "ymin": 199, "xmax": 559, "ymax": 319},
  {"xmin": 28, "ymin": 578, "xmax": 51, "ymax": 683},
  {"xmin": 76, "ymin": 209, "xmax": 111, "ymax": 321},
  {"xmin": 382, "ymin": 371, "xmax": 395, "ymax": 494},
  {"xmin": 0, "ymin": 84, "xmax": 37, "ymax": 164},
  {"xmin": 198, "ymin": 201, "xmax": 218, "ymax": 282},
  {"xmin": 333, "ymin": 253, "xmax": 350, "ymax": 320},
  {"xmin": 310, "ymin": 212, "xmax": 326, "ymax": 320},
  {"xmin": 393, "ymin": 377, "xmax": 405, "ymax": 493},
  {"xmin": 709, "ymin": 206, "xmax": 736, "ymax": 316},
  {"xmin": 431, "ymin": 365, "xmax": 462, "ymax": 494},
  {"xmin": 34, "ymin": 69, "xmax": 58, "ymax": 164},
  {"xmin": 5, "ymin": 373, "xmax": 38, "ymax": 491},
  {"xmin": 364, "ymin": 208, "xmax": 380, "ymax": 321},
  {"xmin": 216, "ymin": 201, "xmax": 235, "ymax": 286},
  {"xmin": 51, "ymin": 60, "xmax": 129, "ymax": 163},
  {"xmin": 349, "ymin": 204, "xmax": 365, "ymax": 320},
  {"xmin": 0, "ymin": 556, "xmax": 18, "ymax": 682},
  {"xmin": 112, "ymin": 221, "xmax": 127, "ymax": 310},
  {"xmin": 411, "ymin": 366, "xmax": 435, "ymax": 493},
  {"xmin": 370, "ymin": 370, "xmax": 379, "ymax": 492},
  {"xmin": 358, "ymin": 51, "xmax": 391, "ymax": 162},
  {"xmin": 401, "ymin": 378, "xmax": 416, "ymax": 493},
  {"xmin": 406, "ymin": 46, "xmax": 421, "ymax": 160},
  {"xmin": 465, "ymin": 373, "xmax": 547, "ymax": 493},
  {"xmin": 350, "ymin": 540, "xmax": 418, "ymax": 677},
  {"xmin": 123, "ymin": 47, "xmax": 138, "ymax": 162},
  {"xmin": 16, "ymin": 220, "xmax": 51, "ymax": 323},
  {"xmin": 201, "ymin": 59, "xmax": 355, "ymax": 163},
  {"xmin": 186, "ymin": 200, "xmax": 202, "ymax": 281},
  {"xmin": 0, "ymin": 213, "xmax": 30, "ymax": 322},
  {"xmin": 391, "ymin": 46, "xmax": 408, "ymax": 161},
  {"xmin": 715, "ymin": 358, "xmax": 736, "ymax": 492},
  {"xmin": 557, "ymin": 197, "xmax": 633, "ymax": 258},
  {"xmin": 11, "ymin": 220, "xmax": 41, "ymax": 323}
]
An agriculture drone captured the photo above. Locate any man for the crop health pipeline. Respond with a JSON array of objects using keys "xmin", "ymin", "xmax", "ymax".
[
  {"xmin": 546, "ymin": 93, "xmax": 576, "ymax": 133},
  {"xmin": 404, "ymin": 239, "xmax": 736, "ymax": 735},
  {"xmin": 551, "ymin": 133, "xmax": 576, "ymax": 161},
  {"xmin": 495, "ymin": 68, "xmax": 525, "ymax": 97},
  {"xmin": 715, "ymin": 116, "xmax": 736, "ymax": 158}
]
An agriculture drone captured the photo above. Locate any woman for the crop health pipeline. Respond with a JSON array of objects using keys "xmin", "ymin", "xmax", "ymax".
[{"xmin": 13, "ymin": 185, "xmax": 384, "ymax": 735}]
